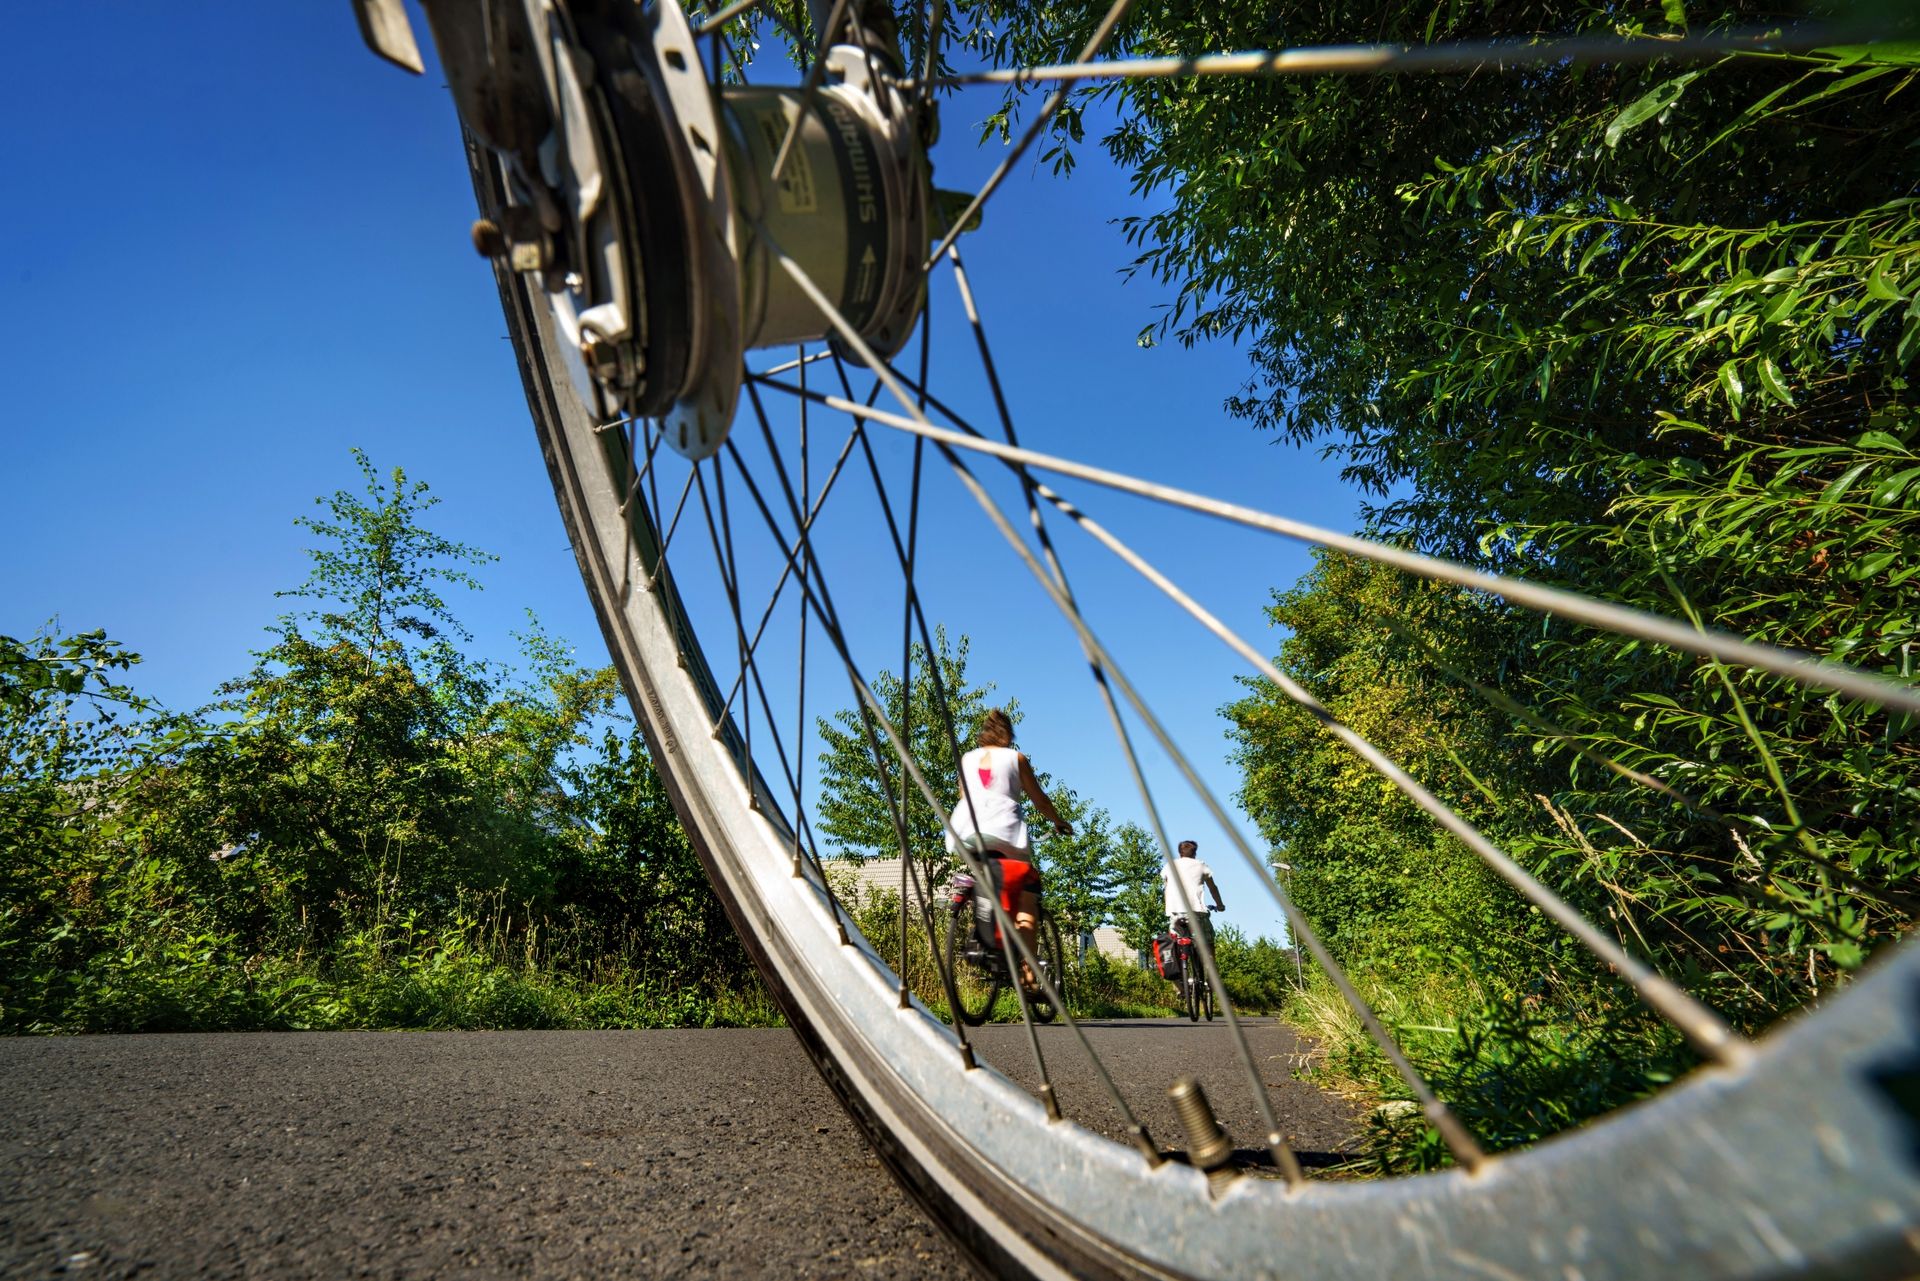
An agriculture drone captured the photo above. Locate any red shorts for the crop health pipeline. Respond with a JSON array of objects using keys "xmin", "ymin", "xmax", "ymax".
[{"xmin": 992, "ymin": 857, "xmax": 1042, "ymax": 913}]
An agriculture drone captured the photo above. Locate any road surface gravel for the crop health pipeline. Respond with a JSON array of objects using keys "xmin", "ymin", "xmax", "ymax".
[{"xmin": 1, "ymin": 1018, "xmax": 1354, "ymax": 1279}]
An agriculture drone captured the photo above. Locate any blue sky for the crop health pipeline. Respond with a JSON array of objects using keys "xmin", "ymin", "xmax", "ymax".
[{"xmin": 1, "ymin": 5, "xmax": 1373, "ymax": 945}]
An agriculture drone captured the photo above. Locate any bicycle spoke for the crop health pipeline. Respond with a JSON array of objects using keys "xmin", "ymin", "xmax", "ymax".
[
  {"xmin": 709, "ymin": 418, "xmax": 866, "ymax": 729},
  {"xmin": 617, "ymin": 419, "xmax": 666, "ymax": 520},
  {"xmin": 770, "ymin": 0, "xmax": 849, "ymax": 184},
  {"xmin": 614, "ymin": 420, "xmax": 662, "ymax": 599},
  {"xmin": 917, "ymin": 0, "xmax": 946, "ymax": 92},
  {"xmin": 922, "ymin": 0, "xmax": 1134, "ymax": 272},
  {"xmin": 646, "ymin": 467, "xmax": 700, "ymax": 592},
  {"xmin": 793, "ymin": 345, "xmax": 811, "ymax": 882},
  {"xmin": 894, "ymin": 311, "xmax": 933, "ymax": 1009},
  {"xmin": 742, "ymin": 237, "xmax": 1186, "ymax": 1160},
  {"xmin": 754, "ymin": 347, "xmax": 836, "ymax": 379},
  {"xmin": 938, "ymin": 244, "xmax": 1306, "ymax": 1180},
  {"xmin": 749, "ymin": 231, "xmax": 1494, "ymax": 1164},
  {"xmin": 910, "ymin": 22, "xmax": 1860, "ymax": 91},
  {"xmin": 745, "ymin": 393, "xmax": 1920, "ymax": 719}
]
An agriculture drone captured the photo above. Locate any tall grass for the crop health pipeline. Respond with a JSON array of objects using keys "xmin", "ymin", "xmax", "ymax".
[
  {"xmin": 5, "ymin": 883, "xmax": 780, "ymax": 1035},
  {"xmin": 1282, "ymin": 955, "xmax": 1687, "ymax": 1173}
]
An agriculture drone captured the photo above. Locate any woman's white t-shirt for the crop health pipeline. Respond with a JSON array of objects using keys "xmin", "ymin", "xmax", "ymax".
[{"xmin": 945, "ymin": 746, "xmax": 1030, "ymax": 857}]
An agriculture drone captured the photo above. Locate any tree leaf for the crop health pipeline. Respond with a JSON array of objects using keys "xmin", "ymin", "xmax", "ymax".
[
  {"xmin": 1872, "ymin": 465, "xmax": 1920, "ymax": 506},
  {"xmin": 1820, "ymin": 460, "xmax": 1875, "ymax": 505},
  {"xmin": 1716, "ymin": 359, "xmax": 1745, "ymax": 416},
  {"xmin": 1757, "ymin": 357, "xmax": 1795, "ymax": 407},
  {"xmin": 1866, "ymin": 260, "xmax": 1904, "ymax": 302},
  {"xmin": 1850, "ymin": 550, "xmax": 1901, "ymax": 580},
  {"xmin": 1605, "ymin": 72, "xmax": 1700, "ymax": 148}
]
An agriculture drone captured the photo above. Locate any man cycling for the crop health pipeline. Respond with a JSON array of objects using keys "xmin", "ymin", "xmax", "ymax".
[
  {"xmin": 946, "ymin": 708, "xmax": 1071, "ymax": 992},
  {"xmin": 1163, "ymin": 839, "xmax": 1224, "ymax": 951}
]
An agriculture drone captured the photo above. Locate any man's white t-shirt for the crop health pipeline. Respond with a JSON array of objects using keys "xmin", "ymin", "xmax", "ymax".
[{"xmin": 1162, "ymin": 858, "xmax": 1214, "ymax": 918}]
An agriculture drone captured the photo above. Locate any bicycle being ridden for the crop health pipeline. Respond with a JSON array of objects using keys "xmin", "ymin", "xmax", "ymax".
[
  {"xmin": 1164, "ymin": 839, "xmax": 1225, "ymax": 1023},
  {"xmin": 943, "ymin": 710, "xmax": 1072, "ymax": 1025}
]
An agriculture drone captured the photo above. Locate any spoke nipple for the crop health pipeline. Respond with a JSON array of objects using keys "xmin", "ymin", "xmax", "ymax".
[
  {"xmin": 958, "ymin": 1042, "xmax": 976, "ymax": 1070},
  {"xmin": 1038, "ymin": 1083, "xmax": 1062, "ymax": 1123},
  {"xmin": 1129, "ymin": 1124, "xmax": 1164, "ymax": 1167},
  {"xmin": 508, "ymin": 240, "xmax": 549, "ymax": 273},
  {"xmin": 1169, "ymin": 1077, "xmax": 1239, "ymax": 1192},
  {"xmin": 1267, "ymin": 1131, "xmax": 1307, "ymax": 1186}
]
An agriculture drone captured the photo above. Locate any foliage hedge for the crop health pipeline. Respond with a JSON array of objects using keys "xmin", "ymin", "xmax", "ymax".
[
  {"xmin": 1, "ymin": 456, "xmax": 770, "ymax": 1034},
  {"xmin": 947, "ymin": 0, "xmax": 1920, "ymax": 1168}
]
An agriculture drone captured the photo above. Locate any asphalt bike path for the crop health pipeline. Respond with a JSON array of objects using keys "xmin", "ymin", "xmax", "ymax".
[
  {"xmin": 1, "ymin": 1018, "xmax": 1355, "ymax": 1278},
  {"xmin": 968, "ymin": 1016, "xmax": 1361, "ymax": 1173}
]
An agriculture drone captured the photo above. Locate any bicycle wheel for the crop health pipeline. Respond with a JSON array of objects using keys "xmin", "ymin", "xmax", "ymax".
[
  {"xmin": 1202, "ymin": 974, "xmax": 1214, "ymax": 1023},
  {"xmin": 1183, "ymin": 964, "xmax": 1200, "ymax": 1024},
  {"xmin": 944, "ymin": 905, "xmax": 1001, "ymax": 1028},
  {"xmin": 387, "ymin": 2, "xmax": 1920, "ymax": 1276},
  {"xmin": 1029, "ymin": 912, "xmax": 1066, "ymax": 1026}
]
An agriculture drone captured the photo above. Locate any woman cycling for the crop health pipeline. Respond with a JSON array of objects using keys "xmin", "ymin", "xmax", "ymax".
[{"xmin": 946, "ymin": 708, "xmax": 1071, "ymax": 991}]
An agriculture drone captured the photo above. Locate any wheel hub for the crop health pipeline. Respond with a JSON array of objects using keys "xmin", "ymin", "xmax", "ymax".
[{"xmin": 379, "ymin": 0, "xmax": 930, "ymax": 460}]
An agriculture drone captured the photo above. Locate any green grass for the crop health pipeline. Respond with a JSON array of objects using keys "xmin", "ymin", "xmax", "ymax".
[
  {"xmin": 5, "ymin": 901, "xmax": 782, "ymax": 1035},
  {"xmin": 1278, "ymin": 960, "xmax": 1691, "ymax": 1174}
]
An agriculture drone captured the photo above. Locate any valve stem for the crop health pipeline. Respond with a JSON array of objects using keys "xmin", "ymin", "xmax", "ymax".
[{"xmin": 1168, "ymin": 1077, "xmax": 1240, "ymax": 1194}]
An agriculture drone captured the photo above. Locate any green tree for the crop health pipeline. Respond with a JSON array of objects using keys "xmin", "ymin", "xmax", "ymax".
[
  {"xmin": 567, "ymin": 727, "xmax": 756, "ymax": 991},
  {"xmin": 0, "ymin": 458, "xmax": 763, "ymax": 1033},
  {"xmin": 1029, "ymin": 783, "xmax": 1117, "ymax": 942},
  {"xmin": 1106, "ymin": 821, "xmax": 1164, "ymax": 954},
  {"xmin": 0, "ymin": 627, "xmax": 158, "ymax": 1028},
  {"xmin": 1211, "ymin": 923, "xmax": 1298, "ymax": 1013},
  {"xmin": 135, "ymin": 452, "xmax": 620, "ymax": 951},
  {"xmin": 1225, "ymin": 551, "xmax": 1547, "ymax": 977},
  {"xmin": 814, "ymin": 628, "xmax": 1006, "ymax": 883}
]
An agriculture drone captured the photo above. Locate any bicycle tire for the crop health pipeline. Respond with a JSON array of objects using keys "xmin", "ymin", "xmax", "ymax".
[
  {"xmin": 1029, "ymin": 912, "xmax": 1065, "ymax": 1026},
  {"xmin": 945, "ymin": 905, "xmax": 1002, "ymax": 1028},
  {"xmin": 465, "ymin": 85, "xmax": 1920, "ymax": 1281}
]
